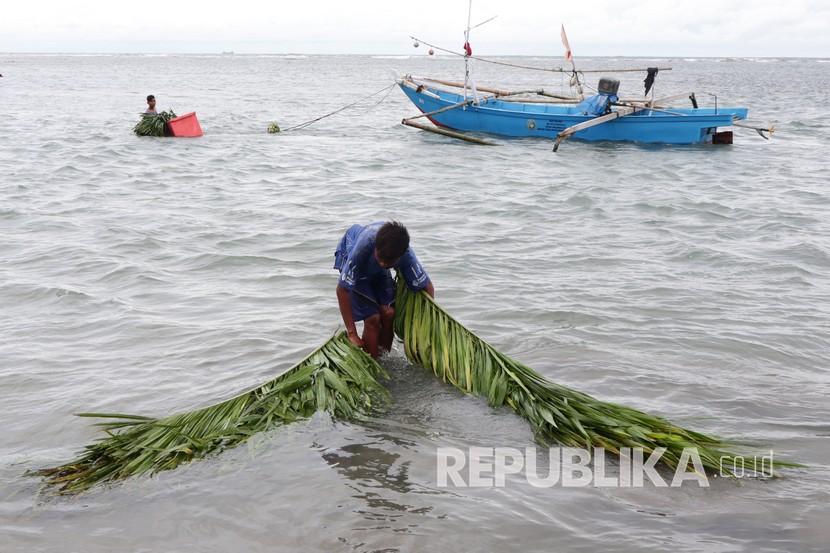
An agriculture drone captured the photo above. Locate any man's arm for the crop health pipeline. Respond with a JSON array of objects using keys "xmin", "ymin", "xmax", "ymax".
[
  {"xmin": 397, "ymin": 248, "xmax": 433, "ymax": 297},
  {"xmin": 424, "ymin": 280, "xmax": 435, "ymax": 298},
  {"xmin": 336, "ymin": 284, "xmax": 363, "ymax": 347}
]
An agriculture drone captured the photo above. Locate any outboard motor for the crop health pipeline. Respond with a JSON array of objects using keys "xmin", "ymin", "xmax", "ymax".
[
  {"xmin": 575, "ymin": 77, "xmax": 620, "ymax": 116},
  {"xmin": 597, "ymin": 77, "xmax": 620, "ymax": 96}
]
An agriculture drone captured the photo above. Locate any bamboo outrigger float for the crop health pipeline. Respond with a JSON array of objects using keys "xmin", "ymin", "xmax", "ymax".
[{"xmin": 400, "ymin": 3, "xmax": 773, "ymax": 149}]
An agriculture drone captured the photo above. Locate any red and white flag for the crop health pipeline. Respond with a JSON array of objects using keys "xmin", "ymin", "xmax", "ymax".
[{"xmin": 561, "ymin": 24, "xmax": 573, "ymax": 62}]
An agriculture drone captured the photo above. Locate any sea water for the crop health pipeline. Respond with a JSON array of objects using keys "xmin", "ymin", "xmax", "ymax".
[{"xmin": 1, "ymin": 54, "xmax": 829, "ymax": 552}]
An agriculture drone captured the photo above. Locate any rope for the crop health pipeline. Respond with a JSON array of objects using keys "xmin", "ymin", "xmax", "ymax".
[
  {"xmin": 410, "ymin": 36, "xmax": 671, "ymax": 75},
  {"xmin": 412, "ymin": 36, "xmax": 569, "ymax": 74},
  {"xmin": 359, "ymin": 82, "xmax": 397, "ymax": 114},
  {"xmin": 280, "ymin": 82, "xmax": 397, "ymax": 132}
]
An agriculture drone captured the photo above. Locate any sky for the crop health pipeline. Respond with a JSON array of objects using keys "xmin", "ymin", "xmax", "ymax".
[{"xmin": 1, "ymin": 0, "xmax": 828, "ymax": 57}]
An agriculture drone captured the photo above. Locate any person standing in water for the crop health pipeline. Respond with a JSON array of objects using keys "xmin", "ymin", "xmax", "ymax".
[
  {"xmin": 144, "ymin": 95, "xmax": 157, "ymax": 114},
  {"xmin": 334, "ymin": 221, "xmax": 434, "ymax": 358}
]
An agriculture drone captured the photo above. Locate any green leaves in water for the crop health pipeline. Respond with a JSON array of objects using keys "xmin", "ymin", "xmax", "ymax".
[
  {"xmin": 36, "ymin": 333, "xmax": 388, "ymax": 494},
  {"xmin": 392, "ymin": 278, "xmax": 798, "ymax": 475},
  {"xmin": 37, "ymin": 284, "xmax": 799, "ymax": 494},
  {"xmin": 133, "ymin": 110, "xmax": 177, "ymax": 137}
]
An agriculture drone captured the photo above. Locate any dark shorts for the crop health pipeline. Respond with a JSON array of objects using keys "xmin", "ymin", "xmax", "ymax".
[{"xmin": 350, "ymin": 273, "xmax": 395, "ymax": 322}]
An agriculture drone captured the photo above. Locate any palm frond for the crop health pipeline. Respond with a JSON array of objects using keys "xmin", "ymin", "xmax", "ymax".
[
  {"xmin": 36, "ymin": 333, "xmax": 388, "ymax": 494},
  {"xmin": 393, "ymin": 279, "xmax": 796, "ymax": 474},
  {"xmin": 133, "ymin": 110, "xmax": 177, "ymax": 137}
]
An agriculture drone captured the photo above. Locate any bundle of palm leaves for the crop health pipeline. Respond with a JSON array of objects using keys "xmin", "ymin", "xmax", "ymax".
[
  {"xmin": 393, "ymin": 280, "xmax": 793, "ymax": 474},
  {"xmin": 133, "ymin": 110, "xmax": 177, "ymax": 137},
  {"xmin": 36, "ymin": 333, "xmax": 388, "ymax": 494}
]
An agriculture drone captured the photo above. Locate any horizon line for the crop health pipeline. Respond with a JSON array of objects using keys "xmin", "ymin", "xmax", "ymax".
[{"xmin": 2, "ymin": 51, "xmax": 826, "ymax": 59}]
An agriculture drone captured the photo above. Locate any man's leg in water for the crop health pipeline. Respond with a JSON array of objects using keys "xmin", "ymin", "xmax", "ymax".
[
  {"xmin": 379, "ymin": 305, "xmax": 395, "ymax": 353},
  {"xmin": 362, "ymin": 313, "xmax": 382, "ymax": 359}
]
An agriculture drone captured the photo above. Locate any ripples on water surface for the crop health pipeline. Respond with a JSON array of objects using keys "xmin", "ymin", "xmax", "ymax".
[{"xmin": 1, "ymin": 54, "xmax": 829, "ymax": 552}]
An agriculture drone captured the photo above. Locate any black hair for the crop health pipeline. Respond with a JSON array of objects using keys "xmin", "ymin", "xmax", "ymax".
[
  {"xmin": 376, "ymin": 221, "xmax": 410, "ymax": 262},
  {"xmin": 146, "ymin": 95, "xmax": 155, "ymax": 102}
]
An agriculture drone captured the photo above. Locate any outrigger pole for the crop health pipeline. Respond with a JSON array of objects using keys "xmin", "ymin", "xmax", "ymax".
[
  {"xmin": 553, "ymin": 105, "xmax": 642, "ymax": 152},
  {"xmin": 732, "ymin": 120, "xmax": 774, "ymax": 139},
  {"xmin": 402, "ymin": 119, "xmax": 495, "ymax": 145}
]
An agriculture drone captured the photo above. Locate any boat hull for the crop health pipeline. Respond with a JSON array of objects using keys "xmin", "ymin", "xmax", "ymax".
[{"xmin": 399, "ymin": 81, "xmax": 748, "ymax": 145}]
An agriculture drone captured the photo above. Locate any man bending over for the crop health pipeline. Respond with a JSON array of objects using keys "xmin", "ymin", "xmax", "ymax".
[{"xmin": 334, "ymin": 221, "xmax": 434, "ymax": 358}]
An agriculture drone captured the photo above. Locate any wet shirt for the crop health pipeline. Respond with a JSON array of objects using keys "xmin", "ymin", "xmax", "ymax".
[{"xmin": 334, "ymin": 222, "xmax": 430, "ymax": 297}]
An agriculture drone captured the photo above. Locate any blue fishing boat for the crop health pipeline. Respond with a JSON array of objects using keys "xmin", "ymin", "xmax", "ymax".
[
  {"xmin": 399, "ymin": 75, "xmax": 753, "ymax": 147},
  {"xmin": 400, "ymin": 6, "xmax": 770, "ymax": 149}
]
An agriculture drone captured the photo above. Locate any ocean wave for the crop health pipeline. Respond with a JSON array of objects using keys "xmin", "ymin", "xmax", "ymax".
[
  {"xmin": 180, "ymin": 253, "xmax": 283, "ymax": 271},
  {"xmin": 0, "ymin": 282, "xmax": 95, "ymax": 304}
]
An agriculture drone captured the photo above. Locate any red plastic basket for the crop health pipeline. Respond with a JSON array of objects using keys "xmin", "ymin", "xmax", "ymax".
[{"xmin": 167, "ymin": 112, "xmax": 203, "ymax": 137}]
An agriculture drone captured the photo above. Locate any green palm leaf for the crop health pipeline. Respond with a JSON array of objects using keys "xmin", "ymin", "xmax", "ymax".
[
  {"xmin": 394, "ymin": 279, "xmax": 797, "ymax": 475},
  {"xmin": 36, "ymin": 333, "xmax": 388, "ymax": 494},
  {"xmin": 133, "ymin": 110, "xmax": 177, "ymax": 137}
]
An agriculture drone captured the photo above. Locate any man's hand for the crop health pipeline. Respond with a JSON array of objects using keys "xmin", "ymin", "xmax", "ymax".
[
  {"xmin": 379, "ymin": 304, "xmax": 394, "ymax": 320},
  {"xmin": 347, "ymin": 329, "xmax": 364, "ymax": 348}
]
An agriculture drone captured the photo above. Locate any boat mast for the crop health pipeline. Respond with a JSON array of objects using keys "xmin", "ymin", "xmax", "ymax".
[
  {"xmin": 570, "ymin": 55, "xmax": 583, "ymax": 99},
  {"xmin": 464, "ymin": 0, "xmax": 472, "ymax": 101},
  {"xmin": 561, "ymin": 24, "xmax": 584, "ymax": 99}
]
